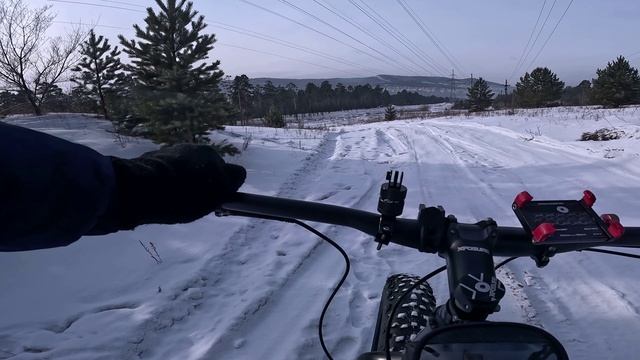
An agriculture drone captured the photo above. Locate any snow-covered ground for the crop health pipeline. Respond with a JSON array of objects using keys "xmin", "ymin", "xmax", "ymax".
[
  {"xmin": 2, "ymin": 106, "xmax": 640, "ymax": 359},
  {"xmin": 247, "ymin": 103, "xmax": 452, "ymax": 129}
]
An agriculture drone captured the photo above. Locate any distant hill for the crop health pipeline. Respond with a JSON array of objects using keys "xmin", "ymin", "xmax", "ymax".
[{"xmin": 249, "ymin": 74, "xmax": 510, "ymax": 98}]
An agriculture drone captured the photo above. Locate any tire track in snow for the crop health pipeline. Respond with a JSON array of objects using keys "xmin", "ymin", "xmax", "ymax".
[
  {"xmin": 385, "ymin": 127, "xmax": 432, "ymax": 204},
  {"xmin": 201, "ymin": 129, "xmax": 411, "ymax": 359},
  {"xmin": 202, "ymin": 127, "xmax": 450, "ymax": 360},
  {"xmin": 122, "ymin": 132, "xmax": 351, "ymax": 359},
  {"xmin": 391, "ymin": 124, "xmax": 546, "ymax": 327},
  {"xmin": 420, "ymin": 124, "xmax": 589, "ymax": 329},
  {"xmin": 419, "ymin": 122, "xmax": 640, "ymax": 358},
  {"xmin": 431, "ymin": 120, "xmax": 640, "ymax": 186},
  {"xmin": 376, "ymin": 123, "xmax": 609, "ymax": 334}
]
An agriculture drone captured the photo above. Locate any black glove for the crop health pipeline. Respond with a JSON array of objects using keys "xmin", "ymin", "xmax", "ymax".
[{"xmin": 90, "ymin": 144, "xmax": 246, "ymax": 233}]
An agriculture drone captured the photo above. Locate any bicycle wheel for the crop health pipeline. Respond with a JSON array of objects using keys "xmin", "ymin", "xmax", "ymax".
[{"xmin": 371, "ymin": 274, "xmax": 437, "ymax": 353}]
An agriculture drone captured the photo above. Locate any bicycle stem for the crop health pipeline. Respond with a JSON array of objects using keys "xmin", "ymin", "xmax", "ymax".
[{"xmin": 436, "ymin": 217, "xmax": 506, "ymax": 323}]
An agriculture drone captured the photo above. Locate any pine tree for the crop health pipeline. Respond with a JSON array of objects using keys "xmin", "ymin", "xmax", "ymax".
[
  {"xmin": 0, "ymin": 90, "xmax": 21, "ymax": 116},
  {"xmin": 591, "ymin": 56, "xmax": 640, "ymax": 108},
  {"xmin": 39, "ymin": 83, "xmax": 68, "ymax": 112},
  {"xmin": 561, "ymin": 80, "xmax": 592, "ymax": 106},
  {"xmin": 467, "ymin": 77, "xmax": 494, "ymax": 112},
  {"xmin": 119, "ymin": 0, "xmax": 227, "ymax": 144},
  {"xmin": 384, "ymin": 104, "xmax": 397, "ymax": 121},
  {"xmin": 577, "ymin": 80, "xmax": 592, "ymax": 106},
  {"xmin": 515, "ymin": 67, "xmax": 564, "ymax": 108},
  {"xmin": 68, "ymin": 86, "xmax": 96, "ymax": 113},
  {"xmin": 230, "ymin": 74, "xmax": 253, "ymax": 124},
  {"xmin": 72, "ymin": 30, "xmax": 124, "ymax": 119},
  {"xmin": 264, "ymin": 105, "xmax": 285, "ymax": 127}
]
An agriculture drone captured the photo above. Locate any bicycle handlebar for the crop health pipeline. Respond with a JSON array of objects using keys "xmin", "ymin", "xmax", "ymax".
[
  {"xmin": 220, "ymin": 192, "xmax": 383, "ymax": 237},
  {"xmin": 218, "ymin": 192, "xmax": 640, "ymax": 257}
]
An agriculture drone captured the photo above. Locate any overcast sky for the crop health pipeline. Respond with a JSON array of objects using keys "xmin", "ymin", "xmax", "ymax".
[{"xmin": 38, "ymin": 0, "xmax": 640, "ymax": 85}]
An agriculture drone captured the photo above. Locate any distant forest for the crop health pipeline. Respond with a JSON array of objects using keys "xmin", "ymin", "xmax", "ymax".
[
  {"xmin": 0, "ymin": 77, "xmax": 447, "ymax": 121},
  {"xmin": 228, "ymin": 75, "xmax": 447, "ymax": 122}
]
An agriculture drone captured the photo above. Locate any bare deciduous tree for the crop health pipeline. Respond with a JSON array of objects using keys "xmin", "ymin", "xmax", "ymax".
[{"xmin": 0, "ymin": 0, "xmax": 83, "ymax": 115}]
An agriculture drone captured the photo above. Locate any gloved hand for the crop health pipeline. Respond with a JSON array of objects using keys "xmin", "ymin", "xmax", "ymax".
[{"xmin": 91, "ymin": 144, "xmax": 246, "ymax": 233}]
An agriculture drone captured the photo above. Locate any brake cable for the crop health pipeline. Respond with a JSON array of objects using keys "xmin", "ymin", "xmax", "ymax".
[
  {"xmin": 216, "ymin": 209, "xmax": 349, "ymax": 360},
  {"xmin": 583, "ymin": 248, "xmax": 640, "ymax": 260},
  {"xmin": 289, "ymin": 219, "xmax": 350, "ymax": 360},
  {"xmin": 495, "ymin": 256, "xmax": 519, "ymax": 269}
]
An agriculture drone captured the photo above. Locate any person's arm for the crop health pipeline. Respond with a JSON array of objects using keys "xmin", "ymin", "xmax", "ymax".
[
  {"xmin": 0, "ymin": 123, "xmax": 116, "ymax": 251},
  {"xmin": 0, "ymin": 123, "xmax": 245, "ymax": 252}
]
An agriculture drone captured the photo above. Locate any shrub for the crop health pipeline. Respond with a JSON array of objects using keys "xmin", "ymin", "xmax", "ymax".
[
  {"xmin": 264, "ymin": 106, "xmax": 285, "ymax": 128},
  {"xmin": 580, "ymin": 128, "xmax": 625, "ymax": 141},
  {"xmin": 211, "ymin": 140, "xmax": 240, "ymax": 156},
  {"xmin": 384, "ymin": 104, "xmax": 397, "ymax": 121}
]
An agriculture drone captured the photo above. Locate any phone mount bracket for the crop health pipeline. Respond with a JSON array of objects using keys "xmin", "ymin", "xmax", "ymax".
[{"xmin": 512, "ymin": 190, "xmax": 624, "ymax": 246}]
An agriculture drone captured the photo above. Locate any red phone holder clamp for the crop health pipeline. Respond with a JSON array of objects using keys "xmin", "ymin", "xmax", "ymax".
[
  {"xmin": 513, "ymin": 191, "xmax": 533, "ymax": 209},
  {"xmin": 532, "ymin": 223, "xmax": 557, "ymax": 243},
  {"xmin": 601, "ymin": 213, "xmax": 624, "ymax": 239}
]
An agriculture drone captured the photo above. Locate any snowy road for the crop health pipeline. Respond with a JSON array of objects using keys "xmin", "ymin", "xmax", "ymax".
[{"xmin": 2, "ymin": 108, "xmax": 640, "ymax": 359}]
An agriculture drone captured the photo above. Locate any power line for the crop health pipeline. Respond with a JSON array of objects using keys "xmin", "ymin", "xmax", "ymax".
[
  {"xmin": 46, "ymin": 0, "xmax": 144, "ymax": 13},
  {"xmin": 509, "ymin": 0, "xmax": 547, "ymax": 81},
  {"xmin": 395, "ymin": 0, "xmax": 464, "ymax": 74},
  {"xmin": 95, "ymin": 0, "xmax": 146, "ymax": 8},
  {"xmin": 275, "ymin": 0, "xmax": 421, "ymax": 75},
  {"xmin": 51, "ymin": 1, "xmax": 379, "ymax": 73},
  {"xmin": 407, "ymin": 0, "xmax": 465, "ymax": 74},
  {"xmin": 56, "ymin": 18, "xmax": 360, "ymax": 75},
  {"xmin": 210, "ymin": 21, "xmax": 380, "ymax": 74},
  {"xmin": 357, "ymin": 0, "xmax": 449, "ymax": 75},
  {"xmin": 347, "ymin": 0, "xmax": 447, "ymax": 75},
  {"xmin": 237, "ymin": 0, "xmax": 415, "ymax": 74},
  {"xmin": 353, "ymin": 0, "xmax": 448, "ymax": 75},
  {"xmin": 216, "ymin": 43, "xmax": 355, "ymax": 74},
  {"xmin": 53, "ymin": 20, "xmax": 129, "ymax": 30},
  {"xmin": 212, "ymin": 22, "xmax": 362, "ymax": 68},
  {"xmin": 50, "ymin": 0, "xmax": 450, "ymax": 77},
  {"xmin": 628, "ymin": 51, "xmax": 640, "ymax": 59},
  {"xmin": 518, "ymin": 0, "xmax": 558, "ymax": 73},
  {"xmin": 526, "ymin": 0, "xmax": 574, "ymax": 70},
  {"xmin": 47, "ymin": 0, "xmax": 419, "ymax": 78},
  {"xmin": 308, "ymin": 0, "xmax": 439, "ymax": 75},
  {"xmin": 310, "ymin": 0, "xmax": 433, "ymax": 74},
  {"xmin": 50, "ymin": 0, "xmax": 383, "ymax": 76}
]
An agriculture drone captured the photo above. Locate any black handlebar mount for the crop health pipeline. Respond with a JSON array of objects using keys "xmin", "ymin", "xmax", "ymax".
[
  {"xmin": 375, "ymin": 171, "xmax": 407, "ymax": 250},
  {"xmin": 375, "ymin": 170, "xmax": 449, "ymax": 254},
  {"xmin": 375, "ymin": 171, "xmax": 504, "ymax": 324},
  {"xmin": 436, "ymin": 218, "xmax": 506, "ymax": 323}
]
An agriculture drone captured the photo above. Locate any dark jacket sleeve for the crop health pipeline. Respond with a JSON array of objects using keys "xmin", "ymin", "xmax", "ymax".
[{"xmin": 0, "ymin": 122, "xmax": 116, "ymax": 251}]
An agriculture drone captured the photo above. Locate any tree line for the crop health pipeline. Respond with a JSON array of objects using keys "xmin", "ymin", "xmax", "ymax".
[
  {"xmin": 229, "ymin": 75, "xmax": 445, "ymax": 124},
  {"xmin": 464, "ymin": 56, "xmax": 640, "ymax": 112}
]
